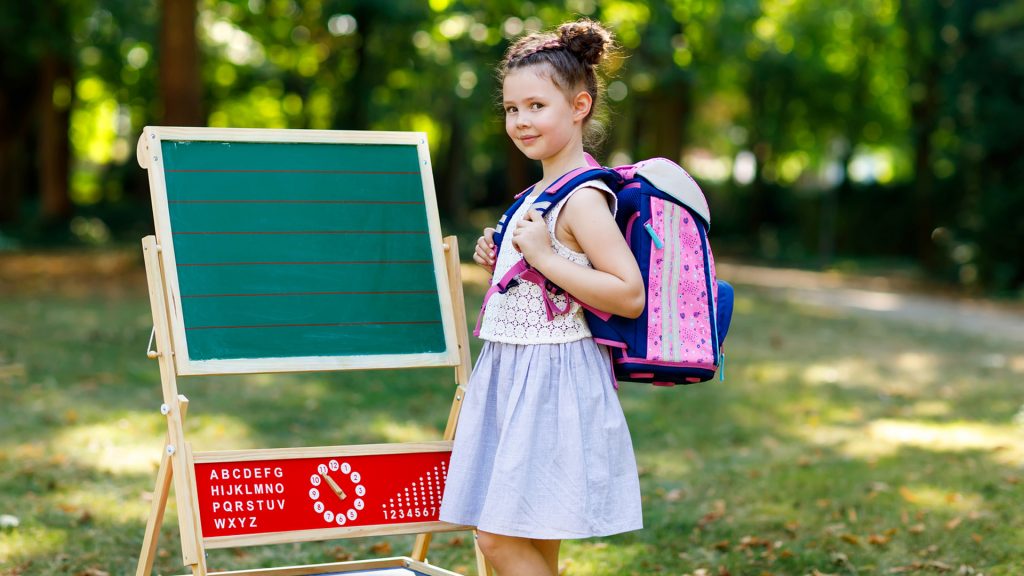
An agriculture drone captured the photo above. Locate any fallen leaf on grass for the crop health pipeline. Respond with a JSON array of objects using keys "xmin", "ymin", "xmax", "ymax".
[
  {"xmin": 665, "ymin": 488, "xmax": 684, "ymax": 502},
  {"xmin": 330, "ymin": 546, "xmax": 352, "ymax": 561},
  {"xmin": 76, "ymin": 569, "xmax": 109, "ymax": 576},
  {"xmin": 908, "ymin": 523, "xmax": 926, "ymax": 534},
  {"xmin": 970, "ymin": 533, "xmax": 983, "ymax": 543},
  {"xmin": 888, "ymin": 560, "xmax": 954, "ymax": 573},
  {"xmin": 868, "ymin": 533, "xmax": 892, "ymax": 546},
  {"xmin": 918, "ymin": 544, "xmax": 939, "ymax": 557},
  {"xmin": 370, "ymin": 541, "xmax": 392, "ymax": 555},
  {"xmin": 899, "ymin": 486, "xmax": 918, "ymax": 503},
  {"xmin": 944, "ymin": 517, "xmax": 962, "ymax": 530},
  {"xmin": 840, "ymin": 533, "xmax": 860, "ymax": 545},
  {"xmin": 737, "ymin": 535, "xmax": 773, "ymax": 550}
]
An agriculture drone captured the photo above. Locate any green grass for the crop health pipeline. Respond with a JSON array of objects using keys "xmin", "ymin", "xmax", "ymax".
[{"xmin": 1, "ymin": 271, "xmax": 1022, "ymax": 575}]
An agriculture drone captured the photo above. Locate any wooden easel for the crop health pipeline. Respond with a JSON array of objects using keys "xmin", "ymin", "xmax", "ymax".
[
  {"xmin": 136, "ymin": 234, "xmax": 492, "ymax": 576},
  {"xmin": 134, "ymin": 126, "xmax": 492, "ymax": 576}
]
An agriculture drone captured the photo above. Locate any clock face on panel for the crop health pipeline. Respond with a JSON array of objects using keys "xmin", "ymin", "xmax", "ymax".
[{"xmin": 308, "ymin": 459, "xmax": 367, "ymax": 527}]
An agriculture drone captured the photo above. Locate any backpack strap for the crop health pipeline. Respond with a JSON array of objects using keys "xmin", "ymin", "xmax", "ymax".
[{"xmin": 473, "ymin": 164, "xmax": 621, "ymax": 336}]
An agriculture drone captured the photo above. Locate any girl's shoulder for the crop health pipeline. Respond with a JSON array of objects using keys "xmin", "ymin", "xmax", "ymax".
[{"xmin": 556, "ymin": 178, "xmax": 616, "ymax": 218}]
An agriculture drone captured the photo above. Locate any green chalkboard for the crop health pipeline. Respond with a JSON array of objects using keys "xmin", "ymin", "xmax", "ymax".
[{"xmin": 139, "ymin": 127, "xmax": 458, "ymax": 376}]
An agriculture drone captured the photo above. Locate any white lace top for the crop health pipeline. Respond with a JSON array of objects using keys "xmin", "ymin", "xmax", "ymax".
[{"xmin": 478, "ymin": 179, "xmax": 616, "ymax": 344}]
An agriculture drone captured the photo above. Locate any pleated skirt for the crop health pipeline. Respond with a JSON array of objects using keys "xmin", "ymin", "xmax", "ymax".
[{"xmin": 438, "ymin": 339, "xmax": 643, "ymax": 539}]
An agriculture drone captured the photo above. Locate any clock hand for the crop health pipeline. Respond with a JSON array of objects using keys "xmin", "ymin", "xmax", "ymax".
[{"xmin": 321, "ymin": 473, "xmax": 347, "ymax": 501}]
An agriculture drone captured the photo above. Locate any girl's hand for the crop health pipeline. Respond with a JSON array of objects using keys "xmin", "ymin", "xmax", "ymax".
[
  {"xmin": 512, "ymin": 210, "xmax": 553, "ymax": 266},
  {"xmin": 473, "ymin": 227, "xmax": 496, "ymax": 273}
]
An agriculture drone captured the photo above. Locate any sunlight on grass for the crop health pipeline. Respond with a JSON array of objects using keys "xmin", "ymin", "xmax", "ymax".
[
  {"xmin": 895, "ymin": 484, "xmax": 987, "ymax": 513},
  {"xmin": 748, "ymin": 362, "xmax": 794, "ymax": 386},
  {"xmin": 185, "ymin": 413, "xmax": 260, "ymax": 450},
  {"xmin": 560, "ymin": 541, "xmax": 650, "ymax": 575},
  {"xmin": 0, "ymin": 526, "xmax": 66, "ymax": 563},
  {"xmin": 370, "ymin": 416, "xmax": 440, "ymax": 443},
  {"xmin": 806, "ymin": 418, "xmax": 1024, "ymax": 465},
  {"xmin": 58, "ymin": 485, "xmax": 151, "ymax": 522},
  {"xmin": 867, "ymin": 419, "xmax": 1024, "ymax": 465},
  {"xmin": 801, "ymin": 350, "xmax": 940, "ymax": 392},
  {"xmin": 54, "ymin": 412, "xmax": 163, "ymax": 475}
]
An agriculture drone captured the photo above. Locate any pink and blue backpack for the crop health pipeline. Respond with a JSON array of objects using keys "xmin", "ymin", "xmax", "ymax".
[{"xmin": 477, "ymin": 154, "xmax": 734, "ymax": 387}]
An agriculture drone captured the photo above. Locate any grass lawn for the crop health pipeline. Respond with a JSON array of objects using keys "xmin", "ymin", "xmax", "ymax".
[{"xmin": 1, "ymin": 256, "xmax": 1022, "ymax": 575}]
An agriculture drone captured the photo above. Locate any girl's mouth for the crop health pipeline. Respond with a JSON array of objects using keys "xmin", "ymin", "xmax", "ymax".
[{"xmin": 519, "ymin": 135, "xmax": 539, "ymax": 144}]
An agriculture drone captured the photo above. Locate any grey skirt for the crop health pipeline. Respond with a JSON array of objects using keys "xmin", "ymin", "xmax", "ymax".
[{"xmin": 438, "ymin": 339, "xmax": 643, "ymax": 539}]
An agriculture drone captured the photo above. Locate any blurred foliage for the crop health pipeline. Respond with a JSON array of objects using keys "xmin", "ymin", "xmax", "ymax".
[{"xmin": 0, "ymin": 0, "xmax": 1021, "ymax": 294}]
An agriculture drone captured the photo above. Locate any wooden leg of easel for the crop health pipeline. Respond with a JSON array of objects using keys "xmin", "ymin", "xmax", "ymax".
[
  {"xmin": 183, "ymin": 442, "xmax": 207, "ymax": 576},
  {"xmin": 137, "ymin": 395, "xmax": 189, "ymax": 576},
  {"xmin": 474, "ymin": 531, "xmax": 493, "ymax": 576},
  {"xmin": 411, "ymin": 532, "xmax": 432, "ymax": 563},
  {"xmin": 142, "ymin": 236, "xmax": 206, "ymax": 571}
]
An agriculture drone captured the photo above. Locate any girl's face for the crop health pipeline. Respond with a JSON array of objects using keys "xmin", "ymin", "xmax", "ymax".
[{"xmin": 502, "ymin": 66, "xmax": 588, "ymax": 163}]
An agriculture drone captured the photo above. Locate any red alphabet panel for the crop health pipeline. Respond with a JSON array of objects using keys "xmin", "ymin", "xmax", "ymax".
[{"xmin": 194, "ymin": 450, "xmax": 451, "ymax": 538}]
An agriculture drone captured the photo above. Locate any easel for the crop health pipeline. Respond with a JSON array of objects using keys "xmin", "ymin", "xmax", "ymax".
[{"xmin": 134, "ymin": 127, "xmax": 493, "ymax": 576}]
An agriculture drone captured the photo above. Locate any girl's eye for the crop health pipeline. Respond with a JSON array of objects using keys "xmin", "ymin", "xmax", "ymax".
[
  {"xmin": 505, "ymin": 106, "xmax": 517, "ymax": 114},
  {"xmin": 530, "ymin": 103, "xmax": 543, "ymax": 110}
]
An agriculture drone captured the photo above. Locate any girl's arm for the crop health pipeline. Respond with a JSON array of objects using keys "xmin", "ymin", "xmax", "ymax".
[{"xmin": 513, "ymin": 188, "xmax": 645, "ymax": 319}]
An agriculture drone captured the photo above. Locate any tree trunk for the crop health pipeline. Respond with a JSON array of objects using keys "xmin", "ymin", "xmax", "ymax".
[
  {"xmin": 438, "ymin": 112, "xmax": 466, "ymax": 222},
  {"xmin": 900, "ymin": 0, "xmax": 941, "ymax": 270},
  {"xmin": 0, "ymin": 84, "xmax": 33, "ymax": 225},
  {"xmin": 160, "ymin": 0, "xmax": 203, "ymax": 125},
  {"xmin": 652, "ymin": 84, "xmax": 688, "ymax": 161},
  {"xmin": 336, "ymin": 5, "xmax": 374, "ymax": 130},
  {"xmin": 37, "ymin": 53, "xmax": 73, "ymax": 224}
]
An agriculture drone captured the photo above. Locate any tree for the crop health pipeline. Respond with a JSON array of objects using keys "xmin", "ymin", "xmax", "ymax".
[{"xmin": 160, "ymin": 0, "xmax": 203, "ymax": 125}]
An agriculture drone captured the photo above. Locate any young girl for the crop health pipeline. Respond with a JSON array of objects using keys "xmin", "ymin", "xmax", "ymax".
[{"xmin": 438, "ymin": 19, "xmax": 644, "ymax": 576}]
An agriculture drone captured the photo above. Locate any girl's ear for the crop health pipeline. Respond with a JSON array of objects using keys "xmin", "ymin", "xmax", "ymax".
[{"xmin": 572, "ymin": 91, "xmax": 593, "ymax": 123}]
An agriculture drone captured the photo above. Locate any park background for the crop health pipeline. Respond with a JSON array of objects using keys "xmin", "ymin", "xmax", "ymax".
[{"xmin": 1, "ymin": 0, "xmax": 1023, "ymax": 575}]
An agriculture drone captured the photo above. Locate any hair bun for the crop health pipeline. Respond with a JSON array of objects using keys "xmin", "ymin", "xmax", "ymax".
[{"xmin": 558, "ymin": 19, "xmax": 613, "ymax": 67}]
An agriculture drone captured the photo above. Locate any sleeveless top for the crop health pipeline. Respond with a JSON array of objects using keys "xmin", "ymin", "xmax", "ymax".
[{"xmin": 478, "ymin": 179, "xmax": 617, "ymax": 344}]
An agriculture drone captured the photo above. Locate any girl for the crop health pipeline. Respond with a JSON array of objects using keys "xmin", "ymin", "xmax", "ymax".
[{"xmin": 438, "ymin": 19, "xmax": 644, "ymax": 576}]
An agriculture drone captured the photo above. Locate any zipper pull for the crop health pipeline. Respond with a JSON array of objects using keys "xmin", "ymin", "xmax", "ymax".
[
  {"xmin": 718, "ymin": 350, "xmax": 726, "ymax": 381},
  {"xmin": 644, "ymin": 222, "xmax": 664, "ymax": 249}
]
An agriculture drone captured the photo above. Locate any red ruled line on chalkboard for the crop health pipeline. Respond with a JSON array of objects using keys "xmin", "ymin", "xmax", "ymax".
[
  {"xmin": 177, "ymin": 260, "xmax": 432, "ymax": 267},
  {"xmin": 166, "ymin": 169, "xmax": 421, "ymax": 175},
  {"xmin": 182, "ymin": 290, "xmax": 435, "ymax": 298},
  {"xmin": 185, "ymin": 320, "xmax": 441, "ymax": 330},
  {"xmin": 168, "ymin": 200, "xmax": 424, "ymax": 204},
  {"xmin": 173, "ymin": 230, "xmax": 427, "ymax": 235}
]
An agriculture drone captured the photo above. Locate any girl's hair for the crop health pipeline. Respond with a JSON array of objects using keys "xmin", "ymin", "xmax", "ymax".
[{"xmin": 499, "ymin": 19, "xmax": 616, "ymax": 149}]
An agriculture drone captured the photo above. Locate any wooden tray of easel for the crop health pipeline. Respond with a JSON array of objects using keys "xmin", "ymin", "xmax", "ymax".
[{"xmin": 134, "ymin": 127, "xmax": 490, "ymax": 576}]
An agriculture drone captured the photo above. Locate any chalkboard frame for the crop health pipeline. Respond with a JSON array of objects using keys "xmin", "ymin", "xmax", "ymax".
[{"xmin": 137, "ymin": 126, "xmax": 460, "ymax": 376}]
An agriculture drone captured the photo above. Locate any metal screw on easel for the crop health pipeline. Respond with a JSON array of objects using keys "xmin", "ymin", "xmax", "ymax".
[
  {"xmin": 166, "ymin": 445, "xmax": 176, "ymax": 456},
  {"xmin": 160, "ymin": 404, "xmax": 170, "ymax": 415}
]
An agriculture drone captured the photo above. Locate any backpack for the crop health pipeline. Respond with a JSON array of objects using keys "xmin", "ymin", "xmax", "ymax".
[{"xmin": 476, "ymin": 154, "xmax": 733, "ymax": 387}]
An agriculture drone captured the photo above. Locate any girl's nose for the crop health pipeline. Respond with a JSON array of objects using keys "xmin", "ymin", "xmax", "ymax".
[{"xmin": 516, "ymin": 114, "xmax": 530, "ymax": 128}]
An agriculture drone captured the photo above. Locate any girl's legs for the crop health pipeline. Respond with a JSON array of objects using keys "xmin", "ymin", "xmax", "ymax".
[
  {"xmin": 531, "ymin": 538, "xmax": 561, "ymax": 574},
  {"xmin": 476, "ymin": 531, "xmax": 560, "ymax": 576}
]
